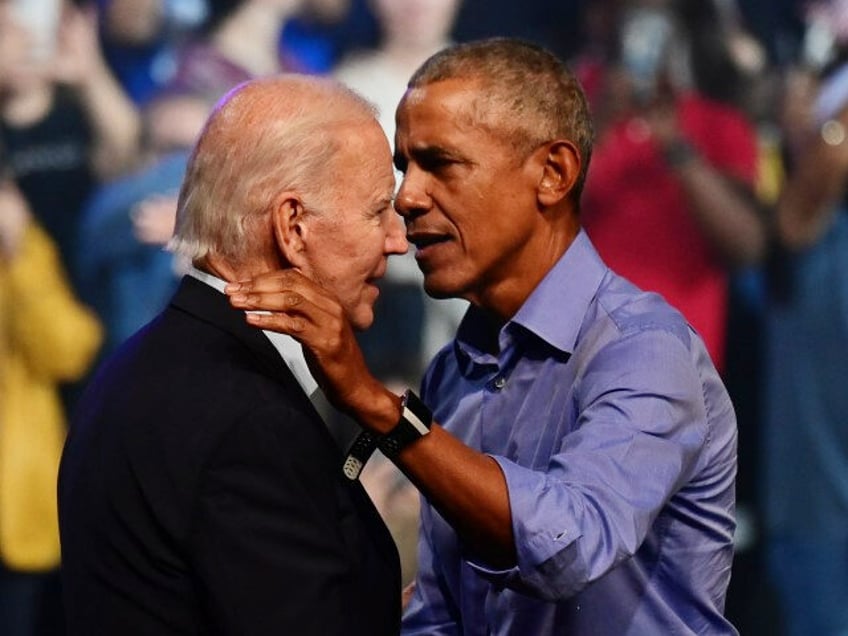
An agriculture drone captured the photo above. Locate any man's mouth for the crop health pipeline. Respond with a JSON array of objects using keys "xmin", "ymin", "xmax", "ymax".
[
  {"xmin": 408, "ymin": 232, "xmax": 451, "ymax": 252},
  {"xmin": 366, "ymin": 261, "xmax": 389, "ymax": 285}
]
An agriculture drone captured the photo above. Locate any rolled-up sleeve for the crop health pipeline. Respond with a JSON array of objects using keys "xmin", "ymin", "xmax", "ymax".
[{"xmin": 467, "ymin": 328, "xmax": 709, "ymax": 601}]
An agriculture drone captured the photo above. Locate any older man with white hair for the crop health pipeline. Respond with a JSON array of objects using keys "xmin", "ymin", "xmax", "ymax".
[{"xmin": 58, "ymin": 74, "xmax": 407, "ymax": 635}]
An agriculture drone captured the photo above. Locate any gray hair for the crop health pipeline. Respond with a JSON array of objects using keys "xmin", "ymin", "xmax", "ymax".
[
  {"xmin": 169, "ymin": 74, "xmax": 378, "ymax": 262},
  {"xmin": 408, "ymin": 37, "xmax": 595, "ymax": 201}
]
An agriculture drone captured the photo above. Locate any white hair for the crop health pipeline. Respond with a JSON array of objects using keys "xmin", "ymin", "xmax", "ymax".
[{"xmin": 169, "ymin": 74, "xmax": 378, "ymax": 263}]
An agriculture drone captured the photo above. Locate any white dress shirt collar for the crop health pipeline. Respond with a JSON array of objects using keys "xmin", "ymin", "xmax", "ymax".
[{"xmin": 187, "ymin": 267, "xmax": 319, "ymax": 396}]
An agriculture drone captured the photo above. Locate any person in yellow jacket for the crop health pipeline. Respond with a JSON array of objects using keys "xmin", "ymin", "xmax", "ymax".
[{"xmin": 0, "ymin": 177, "xmax": 102, "ymax": 635}]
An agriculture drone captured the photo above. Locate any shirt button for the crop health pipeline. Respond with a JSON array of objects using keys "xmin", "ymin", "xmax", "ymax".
[{"xmin": 493, "ymin": 376, "xmax": 506, "ymax": 390}]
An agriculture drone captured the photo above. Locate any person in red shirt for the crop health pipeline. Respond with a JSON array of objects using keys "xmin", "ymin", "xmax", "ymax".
[{"xmin": 581, "ymin": 0, "xmax": 765, "ymax": 373}]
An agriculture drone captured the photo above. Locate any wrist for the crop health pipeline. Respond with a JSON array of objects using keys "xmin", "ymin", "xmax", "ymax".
[
  {"xmin": 352, "ymin": 381, "xmax": 403, "ymax": 435},
  {"xmin": 662, "ymin": 138, "xmax": 698, "ymax": 168},
  {"xmin": 377, "ymin": 389, "xmax": 433, "ymax": 458},
  {"xmin": 79, "ymin": 64, "xmax": 108, "ymax": 93},
  {"xmin": 342, "ymin": 389, "xmax": 432, "ymax": 479}
]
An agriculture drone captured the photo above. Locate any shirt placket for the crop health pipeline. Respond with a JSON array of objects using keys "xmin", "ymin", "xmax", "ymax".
[{"xmin": 478, "ymin": 331, "xmax": 522, "ymax": 454}]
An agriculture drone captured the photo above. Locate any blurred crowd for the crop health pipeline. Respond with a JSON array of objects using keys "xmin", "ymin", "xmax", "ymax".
[{"xmin": 1, "ymin": 0, "xmax": 846, "ymax": 634}]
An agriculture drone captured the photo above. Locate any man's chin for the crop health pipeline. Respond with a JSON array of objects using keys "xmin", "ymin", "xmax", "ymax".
[
  {"xmin": 349, "ymin": 307, "xmax": 375, "ymax": 332},
  {"xmin": 423, "ymin": 277, "xmax": 462, "ymax": 301}
]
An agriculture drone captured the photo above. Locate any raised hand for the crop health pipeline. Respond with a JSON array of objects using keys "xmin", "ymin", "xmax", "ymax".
[
  {"xmin": 0, "ymin": 180, "xmax": 32, "ymax": 259},
  {"xmin": 52, "ymin": 3, "xmax": 103, "ymax": 86},
  {"xmin": 226, "ymin": 270, "xmax": 398, "ymax": 428},
  {"xmin": 131, "ymin": 193, "xmax": 178, "ymax": 246}
]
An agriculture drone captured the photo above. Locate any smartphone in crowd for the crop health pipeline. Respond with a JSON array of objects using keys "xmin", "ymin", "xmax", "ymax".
[
  {"xmin": 619, "ymin": 6, "xmax": 675, "ymax": 105},
  {"xmin": 8, "ymin": 0, "xmax": 62, "ymax": 63}
]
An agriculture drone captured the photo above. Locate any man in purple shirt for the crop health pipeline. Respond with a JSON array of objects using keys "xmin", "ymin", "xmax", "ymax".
[{"xmin": 227, "ymin": 38, "xmax": 739, "ymax": 635}]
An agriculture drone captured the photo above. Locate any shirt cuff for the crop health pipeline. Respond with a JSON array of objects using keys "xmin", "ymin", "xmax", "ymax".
[{"xmin": 462, "ymin": 455, "xmax": 586, "ymax": 598}]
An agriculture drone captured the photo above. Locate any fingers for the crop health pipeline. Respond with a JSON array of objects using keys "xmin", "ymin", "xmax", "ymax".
[
  {"xmin": 224, "ymin": 269, "xmax": 382, "ymax": 419},
  {"xmin": 226, "ymin": 269, "xmax": 309, "ymax": 294},
  {"xmin": 243, "ymin": 310, "xmax": 309, "ymax": 335},
  {"xmin": 234, "ymin": 276, "xmax": 364, "ymax": 391},
  {"xmin": 225, "ymin": 270, "xmax": 347, "ymax": 347},
  {"xmin": 225, "ymin": 270, "xmax": 302, "ymax": 313},
  {"xmin": 241, "ymin": 295, "xmax": 343, "ymax": 364},
  {"xmin": 227, "ymin": 285, "xmax": 313, "ymax": 315},
  {"xmin": 226, "ymin": 269, "xmax": 340, "ymax": 316}
]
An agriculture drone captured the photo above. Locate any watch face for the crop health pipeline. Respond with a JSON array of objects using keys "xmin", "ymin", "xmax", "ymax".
[
  {"xmin": 378, "ymin": 391, "xmax": 432, "ymax": 458},
  {"xmin": 402, "ymin": 390, "xmax": 433, "ymax": 431}
]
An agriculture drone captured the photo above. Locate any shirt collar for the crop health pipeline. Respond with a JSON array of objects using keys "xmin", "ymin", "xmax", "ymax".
[
  {"xmin": 456, "ymin": 230, "xmax": 607, "ymax": 360},
  {"xmin": 511, "ymin": 230, "xmax": 607, "ymax": 355},
  {"xmin": 187, "ymin": 267, "xmax": 319, "ymax": 396}
]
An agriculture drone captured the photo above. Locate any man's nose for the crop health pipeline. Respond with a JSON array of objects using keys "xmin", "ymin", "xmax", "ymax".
[
  {"xmin": 394, "ymin": 169, "xmax": 430, "ymax": 219},
  {"xmin": 385, "ymin": 211, "xmax": 408, "ymax": 255}
]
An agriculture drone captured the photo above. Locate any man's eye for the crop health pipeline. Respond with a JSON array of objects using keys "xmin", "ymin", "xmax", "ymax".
[
  {"xmin": 420, "ymin": 156, "xmax": 454, "ymax": 173},
  {"xmin": 372, "ymin": 204, "xmax": 393, "ymax": 220}
]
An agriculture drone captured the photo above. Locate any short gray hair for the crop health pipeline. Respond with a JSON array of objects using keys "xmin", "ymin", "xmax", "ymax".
[
  {"xmin": 169, "ymin": 75, "xmax": 378, "ymax": 262},
  {"xmin": 408, "ymin": 38, "xmax": 595, "ymax": 202}
]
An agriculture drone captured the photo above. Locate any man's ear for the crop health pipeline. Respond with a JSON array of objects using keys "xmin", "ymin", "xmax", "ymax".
[
  {"xmin": 270, "ymin": 192, "xmax": 308, "ymax": 266},
  {"xmin": 536, "ymin": 140, "xmax": 581, "ymax": 208}
]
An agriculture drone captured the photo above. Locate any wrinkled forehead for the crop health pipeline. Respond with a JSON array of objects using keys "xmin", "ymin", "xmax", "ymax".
[
  {"xmin": 345, "ymin": 117, "xmax": 393, "ymax": 163},
  {"xmin": 396, "ymin": 78, "xmax": 489, "ymax": 138},
  {"xmin": 337, "ymin": 119, "xmax": 396, "ymax": 187},
  {"xmin": 395, "ymin": 77, "xmax": 525, "ymax": 158},
  {"xmin": 400, "ymin": 77, "xmax": 483, "ymax": 117}
]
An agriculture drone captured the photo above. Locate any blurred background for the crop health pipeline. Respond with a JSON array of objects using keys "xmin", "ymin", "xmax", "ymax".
[{"xmin": 2, "ymin": 0, "xmax": 847, "ymax": 634}]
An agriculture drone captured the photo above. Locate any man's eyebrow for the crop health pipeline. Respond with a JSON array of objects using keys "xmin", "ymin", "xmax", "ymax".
[
  {"xmin": 395, "ymin": 145, "xmax": 463, "ymax": 170},
  {"xmin": 415, "ymin": 145, "xmax": 459, "ymax": 160}
]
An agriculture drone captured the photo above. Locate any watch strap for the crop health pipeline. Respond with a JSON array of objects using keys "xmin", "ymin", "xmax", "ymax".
[
  {"xmin": 340, "ymin": 390, "xmax": 432, "ymax": 478},
  {"xmin": 378, "ymin": 389, "xmax": 432, "ymax": 458},
  {"xmin": 342, "ymin": 429, "xmax": 379, "ymax": 480}
]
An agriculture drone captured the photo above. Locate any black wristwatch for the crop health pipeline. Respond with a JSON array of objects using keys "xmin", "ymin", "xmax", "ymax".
[
  {"xmin": 377, "ymin": 389, "xmax": 433, "ymax": 458},
  {"xmin": 342, "ymin": 429, "xmax": 380, "ymax": 480},
  {"xmin": 341, "ymin": 390, "xmax": 432, "ymax": 480}
]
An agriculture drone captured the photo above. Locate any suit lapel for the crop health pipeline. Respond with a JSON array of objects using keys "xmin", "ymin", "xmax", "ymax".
[
  {"xmin": 170, "ymin": 278, "xmax": 401, "ymax": 600},
  {"xmin": 169, "ymin": 276, "xmax": 316, "ymax": 414}
]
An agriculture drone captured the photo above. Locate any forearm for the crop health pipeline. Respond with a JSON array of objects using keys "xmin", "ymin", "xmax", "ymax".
[
  {"xmin": 670, "ymin": 149, "xmax": 766, "ymax": 267},
  {"xmin": 776, "ymin": 164, "xmax": 838, "ymax": 249},
  {"xmin": 353, "ymin": 384, "xmax": 516, "ymax": 567},
  {"xmin": 776, "ymin": 125, "xmax": 848, "ymax": 250},
  {"xmin": 398, "ymin": 426, "xmax": 515, "ymax": 567},
  {"xmin": 79, "ymin": 61, "xmax": 140, "ymax": 178}
]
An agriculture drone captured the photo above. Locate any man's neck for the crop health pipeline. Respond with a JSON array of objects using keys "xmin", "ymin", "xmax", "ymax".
[{"xmin": 194, "ymin": 253, "xmax": 275, "ymax": 285}]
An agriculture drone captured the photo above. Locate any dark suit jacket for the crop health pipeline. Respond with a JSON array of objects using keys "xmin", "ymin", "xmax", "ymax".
[{"xmin": 58, "ymin": 276, "xmax": 401, "ymax": 635}]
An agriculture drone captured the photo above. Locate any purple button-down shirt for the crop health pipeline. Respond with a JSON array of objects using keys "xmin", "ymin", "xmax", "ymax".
[{"xmin": 403, "ymin": 231, "xmax": 738, "ymax": 635}]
